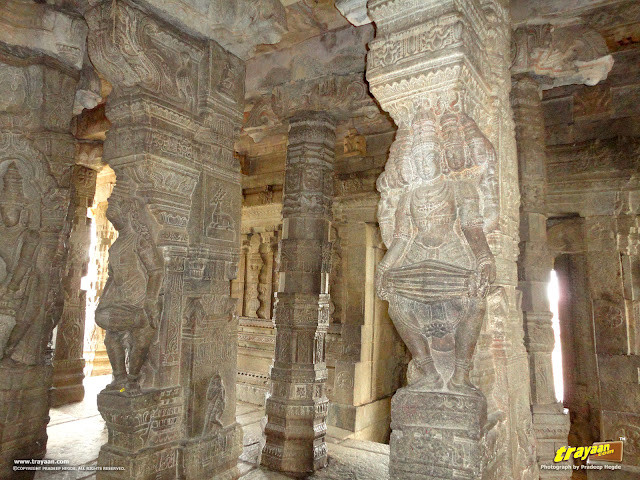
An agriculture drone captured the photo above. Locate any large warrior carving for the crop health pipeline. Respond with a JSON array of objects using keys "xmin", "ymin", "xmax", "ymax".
[
  {"xmin": 95, "ymin": 180, "xmax": 164, "ymax": 395},
  {"xmin": 0, "ymin": 162, "xmax": 43, "ymax": 364},
  {"xmin": 376, "ymin": 107, "xmax": 498, "ymax": 394}
]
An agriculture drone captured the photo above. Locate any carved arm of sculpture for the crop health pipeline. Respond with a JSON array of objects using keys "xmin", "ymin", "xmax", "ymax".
[
  {"xmin": 455, "ymin": 181, "xmax": 495, "ymax": 298},
  {"xmin": 138, "ymin": 236, "xmax": 164, "ymax": 329},
  {"xmin": 376, "ymin": 192, "xmax": 412, "ymax": 300}
]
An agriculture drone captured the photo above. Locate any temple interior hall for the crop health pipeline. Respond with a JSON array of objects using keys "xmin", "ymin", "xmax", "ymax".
[{"xmin": 0, "ymin": 0, "xmax": 639, "ymax": 479}]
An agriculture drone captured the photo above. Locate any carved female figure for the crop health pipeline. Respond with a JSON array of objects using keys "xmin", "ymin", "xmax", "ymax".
[
  {"xmin": 376, "ymin": 108, "xmax": 497, "ymax": 395},
  {"xmin": 95, "ymin": 187, "xmax": 163, "ymax": 394}
]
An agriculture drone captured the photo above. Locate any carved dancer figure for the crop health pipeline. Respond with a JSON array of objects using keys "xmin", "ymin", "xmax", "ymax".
[
  {"xmin": 0, "ymin": 163, "xmax": 43, "ymax": 364},
  {"xmin": 376, "ymin": 108, "xmax": 497, "ymax": 395},
  {"xmin": 95, "ymin": 186, "xmax": 163, "ymax": 395},
  {"xmin": 203, "ymin": 374, "xmax": 225, "ymax": 435}
]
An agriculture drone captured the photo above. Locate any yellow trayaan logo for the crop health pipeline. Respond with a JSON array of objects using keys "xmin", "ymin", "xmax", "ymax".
[{"xmin": 554, "ymin": 441, "xmax": 623, "ymax": 463}]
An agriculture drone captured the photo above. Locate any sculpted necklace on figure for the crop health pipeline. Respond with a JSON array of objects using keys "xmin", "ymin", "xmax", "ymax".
[{"xmin": 376, "ymin": 107, "xmax": 498, "ymax": 395}]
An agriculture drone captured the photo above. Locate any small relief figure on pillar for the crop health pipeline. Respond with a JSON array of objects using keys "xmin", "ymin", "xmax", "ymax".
[
  {"xmin": 95, "ymin": 183, "xmax": 164, "ymax": 396},
  {"xmin": 0, "ymin": 163, "xmax": 43, "ymax": 365},
  {"xmin": 202, "ymin": 374, "xmax": 225, "ymax": 436},
  {"xmin": 206, "ymin": 186, "xmax": 236, "ymax": 241},
  {"xmin": 376, "ymin": 107, "xmax": 498, "ymax": 395}
]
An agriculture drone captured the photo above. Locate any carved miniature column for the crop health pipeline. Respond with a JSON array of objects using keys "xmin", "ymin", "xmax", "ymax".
[
  {"xmin": 52, "ymin": 165, "xmax": 98, "ymax": 406},
  {"xmin": 244, "ymin": 234, "xmax": 263, "ymax": 318},
  {"xmin": 262, "ymin": 112, "xmax": 336, "ymax": 474},
  {"xmin": 257, "ymin": 232, "xmax": 275, "ymax": 319},
  {"xmin": 0, "ymin": 3, "xmax": 85, "ymax": 473},
  {"xmin": 366, "ymin": 1, "xmax": 538, "ymax": 478},
  {"xmin": 86, "ymin": 1, "xmax": 244, "ymax": 478},
  {"xmin": 512, "ymin": 75, "xmax": 571, "ymax": 478}
]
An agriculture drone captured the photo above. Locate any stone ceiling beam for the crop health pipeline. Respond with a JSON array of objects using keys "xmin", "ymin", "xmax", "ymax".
[
  {"xmin": 0, "ymin": 0, "xmax": 87, "ymax": 70},
  {"xmin": 335, "ymin": 0, "xmax": 371, "ymax": 26},
  {"xmin": 133, "ymin": 0, "xmax": 288, "ymax": 60}
]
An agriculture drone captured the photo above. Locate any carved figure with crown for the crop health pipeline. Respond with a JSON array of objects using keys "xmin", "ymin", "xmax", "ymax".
[
  {"xmin": 376, "ymin": 106, "xmax": 498, "ymax": 395},
  {"xmin": 0, "ymin": 162, "xmax": 43, "ymax": 364},
  {"xmin": 95, "ymin": 178, "xmax": 164, "ymax": 395}
]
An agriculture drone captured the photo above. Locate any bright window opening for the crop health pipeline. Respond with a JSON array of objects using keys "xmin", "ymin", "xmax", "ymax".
[{"xmin": 548, "ymin": 270, "xmax": 564, "ymax": 403}]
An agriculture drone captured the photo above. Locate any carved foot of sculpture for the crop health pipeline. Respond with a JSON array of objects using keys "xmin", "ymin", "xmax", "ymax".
[
  {"xmin": 447, "ymin": 367, "xmax": 480, "ymax": 396},
  {"xmin": 104, "ymin": 374, "xmax": 127, "ymax": 392},
  {"xmin": 407, "ymin": 357, "xmax": 444, "ymax": 390}
]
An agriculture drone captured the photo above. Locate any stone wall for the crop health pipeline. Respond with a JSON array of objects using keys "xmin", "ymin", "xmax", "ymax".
[{"xmin": 543, "ymin": 10, "xmax": 640, "ymax": 473}]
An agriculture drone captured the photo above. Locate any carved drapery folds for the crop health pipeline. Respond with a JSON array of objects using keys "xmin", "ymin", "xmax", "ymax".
[
  {"xmin": 0, "ymin": 52, "xmax": 79, "ymax": 474},
  {"xmin": 366, "ymin": 1, "xmax": 537, "ymax": 478},
  {"xmin": 262, "ymin": 112, "xmax": 336, "ymax": 474},
  {"xmin": 86, "ymin": 1, "xmax": 244, "ymax": 478}
]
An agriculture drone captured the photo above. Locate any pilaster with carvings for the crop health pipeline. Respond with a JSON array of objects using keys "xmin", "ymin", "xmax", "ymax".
[
  {"xmin": 0, "ymin": 26, "xmax": 81, "ymax": 475},
  {"xmin": 366, "ymin": 1, "xmax": 538, "ymax": 478},
  {"xmin": 86, "ymin": 1, "xmax": 244, "ymax": 478}
]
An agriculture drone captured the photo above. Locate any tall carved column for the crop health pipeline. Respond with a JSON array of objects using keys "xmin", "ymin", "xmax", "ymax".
[
  {"xmin": 262, "ymin": 112, "xmax": 336, "ymax": 474},
  {"xmin": 512, "ymin": 75, "xmax": 571, "ymax": 478},
  {"xmin": 86, "ymin": 1, "xmax": 244, "ymax": 478},
  {"xmin": 52, "ymin": 165, "xmax": 98, "ymax": 406},
  {"xmin": 510, "ymin": 23, "xmax": 614, "ymax": 477},
  {"xmin": 0, "ymin": 3, "xmax": 85, "ymax": 473},
  {"xmin": 366, "ymin": 1, "xmax": 537, "ymax": 478}
]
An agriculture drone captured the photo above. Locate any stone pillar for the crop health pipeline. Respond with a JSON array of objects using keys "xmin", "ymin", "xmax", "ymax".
[
  {"xmin": 244, "ymin": 234, "xmax": 263, "ymax": 318},
  {"xmin": 52, "ymin": 165, "xmax": 98, "ymax": 406},
  {"xmin": 0, "ymin": 3, "xmax": 85, "ymax": 473},
  {"xmin": 257, "ymin": 232, "xmax": 275, "ymax": 319},
  {"xmin": 366, "ymin": 1, "xmax": 538, "ymax": 478},
  {"xmin": 86, "ymin": 1, "xmax": 244, "ymax": 478},
  {"xmin": 85, "ymin": 165, "xmax": 116, "ymax": 377},
  {"xmin": 262, "ymin": 112, "xmax": 336, "ymax": 474},
  {"xmin": 512, "ymin": 75, "xmax": 571, "ymax": 477}
]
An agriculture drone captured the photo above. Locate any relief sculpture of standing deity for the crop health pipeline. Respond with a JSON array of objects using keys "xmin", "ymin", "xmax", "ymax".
[
  {"xmin": 95, "ymin": 181, "xmax": 164, "ymax": 395},
  {"xmin": 376, "ymin": 107, "xmax": 498, "ymax": 395}
]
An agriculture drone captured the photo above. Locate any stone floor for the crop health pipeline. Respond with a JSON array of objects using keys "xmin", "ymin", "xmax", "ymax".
[{"xmin": 36, "ymin": 376, "xmax": 390, "ymax": 479}]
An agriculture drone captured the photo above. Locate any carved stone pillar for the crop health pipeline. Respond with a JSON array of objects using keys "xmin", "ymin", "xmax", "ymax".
[
  {"xmin": 262, "ymin": 112, "xmax": 336, "ymax": 474},
  {"xmin": 257, "ymin": 232, "xmax": 275, "ymax": 319},
  {"xmin": 510, "ymin": 24, "xmax": 614, "ymax": 477},
  {"xmin": 86, "ymin": 1, "xmax": 244, "ymax": 478},
  {"xmin": 366, "ymin": 1, "xmax": 537, "ymax": 478},
  {"xmin": 52, "ymin": 165, "xmax": 98, "ymax": 406},
  {"xmin": 0, "ymin": 4, "xmax": 84, "ymax": 471},
  {"xmin": 512, "ymin": 75, "xmax": 571, "ymax": 478},
  {"xmin": 244, "ymin": 234, "xmax": 263, "ymax": 318}
]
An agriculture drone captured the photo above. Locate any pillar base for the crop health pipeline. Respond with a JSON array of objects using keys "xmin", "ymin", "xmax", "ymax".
[
  {"xmin": 390, "ymin": 387, "xmax": 487, "ymax": 480},
  {"xmin": 262, "ymin": 397, "xmax": 329, "ymax": 475},
  {"xmin": 52, "ymin": 358, "xmax": 85, "ymax": 407},
  {"xmin": 532, "ymin": 403, "xmax": 571, "ymax": 479},
  {"xmin": 182, "ymin": 423, "xmax": 243, "ymax": 480},
  {"xmin": 0, "ymin": 364, "xmax": 52, "ymax": 480},
  {"xmin": 96, "ymin": 387, "xmax": 184, "ymax": 479}
]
